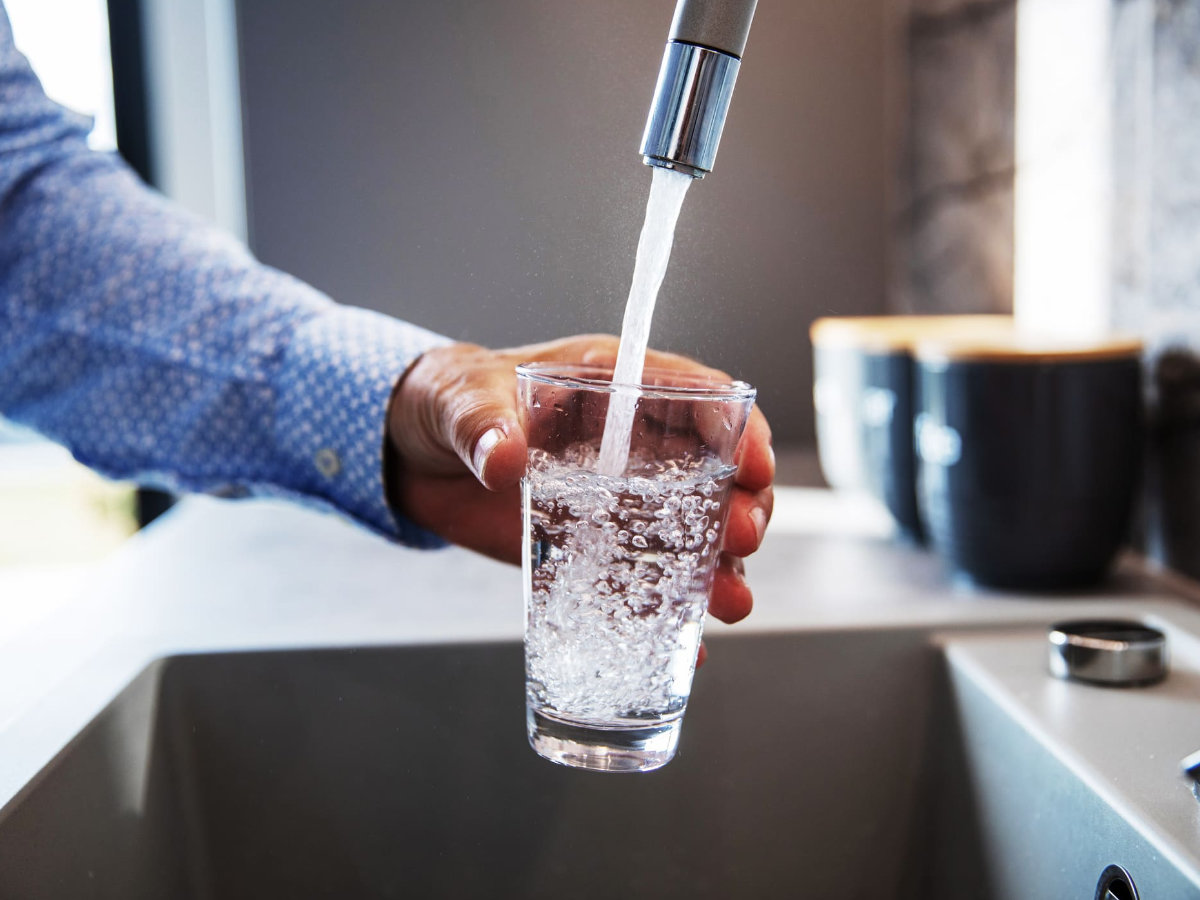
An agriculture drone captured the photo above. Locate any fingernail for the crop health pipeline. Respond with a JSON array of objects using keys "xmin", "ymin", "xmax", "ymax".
[
  {"xmin": 767, "ymin": 443, "xmax": 776, "ymax": 473},
  {"xmin": 472, "ymin": 427, "xmax": 506, "ymax": 482},
  {"xmin": 749, "ymin": 507, "xmax": 767, "ymax": 545}
]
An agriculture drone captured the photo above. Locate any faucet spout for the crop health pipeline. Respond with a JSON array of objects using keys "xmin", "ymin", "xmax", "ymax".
[{"xmin": 639, "ymin": 0, "xmax": 758, "ymax": 179}]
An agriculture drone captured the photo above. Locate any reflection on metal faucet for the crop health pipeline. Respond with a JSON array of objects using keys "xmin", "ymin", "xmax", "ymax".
[{"xmin": 640, "ymin": 0, "xmax": 758, "ymax": 178}]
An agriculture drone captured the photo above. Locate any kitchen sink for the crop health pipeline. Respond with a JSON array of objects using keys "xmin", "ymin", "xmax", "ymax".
[{"xmin": 1, "ymin": 628, "xmax": 1197, "ymax": 899}]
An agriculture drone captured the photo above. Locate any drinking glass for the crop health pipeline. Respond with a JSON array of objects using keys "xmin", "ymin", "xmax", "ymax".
[{"xmin": 516, "ymin": 362, "xmax": 755, "ymax": 773}]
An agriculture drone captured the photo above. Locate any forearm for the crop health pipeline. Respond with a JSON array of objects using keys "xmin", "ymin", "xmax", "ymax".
[{"xmin": 0, "ymin": 14, "xmax": 449, "ymax": 542}]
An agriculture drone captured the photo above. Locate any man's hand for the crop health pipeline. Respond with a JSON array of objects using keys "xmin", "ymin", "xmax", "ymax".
[{"xmin": 387, "ymin": 334, "xmax": 774, "ymax": 632}]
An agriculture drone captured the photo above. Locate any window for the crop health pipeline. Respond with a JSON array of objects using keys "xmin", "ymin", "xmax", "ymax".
[
  {"xmin": 0, "ymin": 2, "xmax": 136, "ymax": 580},
  {"xmin": 5, "ymin": 0, "xmax": 116, "ymax": 150}
]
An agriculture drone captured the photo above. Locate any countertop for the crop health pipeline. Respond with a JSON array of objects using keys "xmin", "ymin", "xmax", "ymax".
[{"xmin": 1, "ymin": 487, "xmax": 1197, "ymax": 816}]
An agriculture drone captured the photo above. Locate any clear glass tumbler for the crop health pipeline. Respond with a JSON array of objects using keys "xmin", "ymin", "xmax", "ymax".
[{"xmin": 516, "ymin": 362, "xmax": 755, "ymax": 773}]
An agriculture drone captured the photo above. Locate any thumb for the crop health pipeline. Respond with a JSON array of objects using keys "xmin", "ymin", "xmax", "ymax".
[{"xmin": 442, "ymin": 372, "xmax": 528, "ymax": 491}]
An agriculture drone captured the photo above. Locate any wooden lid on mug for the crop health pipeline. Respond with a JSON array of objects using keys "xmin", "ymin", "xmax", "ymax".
[
  {"xmin": 914, "ymin": 332, "xmax": 1143, "ymax": 364},
  {"xmin": 810, "ymin": 315, "xmax": 1014, "ymax": 353}
]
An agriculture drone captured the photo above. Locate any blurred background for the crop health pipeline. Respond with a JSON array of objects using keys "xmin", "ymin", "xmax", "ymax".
[
  {"xmin": 229, "ymin": 0, "xmax": 896, "ymax": 446},
  {"xmin": 3, "ymin": 0, "xmax": 1198, "ymax": 575},
  {"xmin": 1, "ymin": 0, "xmax": 901, "ymax": 579}
]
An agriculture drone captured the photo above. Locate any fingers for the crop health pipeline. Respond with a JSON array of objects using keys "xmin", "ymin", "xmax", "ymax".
[
  {"xmin": 708, "ymin": 553, "xmax": 752, "ymax": 624},
  {"xmin": 476, "ymin": 427, "xmax": 527, "ymax": 492},
  {"xmin": 735, "ymin": 405, "xmax": 774, "ymax": 492},
  {"xmin": 721, "ymin": 483, "xmax": 773, "ymax": 557},
  {"xmin": 391, "ymin": 343, "xmax": 527, "ymax": 492},
  {"xmin": 442, "ymin": 373, "xmax": 527, "ymax": 491},
  {"xmin": 508, "ymin": 333, "xmax": 727, "ymax": 385},
  {"xmin": 582, "ymin": 342, "xmax": 729, "ymax": 380},
  {"xmin": 587, "ymin": 345, "xmax": 734, "ymax": 389},
  {"xmin": 501, "ymin": 333, "xmax": 620, "ymax": 368},
  {"xmin": 643, "ymin": 348, "xmax": 732, "ymax": 383}
]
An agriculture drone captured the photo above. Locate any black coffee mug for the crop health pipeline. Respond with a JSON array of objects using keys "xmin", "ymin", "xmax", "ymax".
[
  {"xmin": 914, "ymin": 336, "xmax": 1143, "ymax": 589},
  {"xmin": 811, "ymin": 316, "xmax": 1013, "ymax": 543}
]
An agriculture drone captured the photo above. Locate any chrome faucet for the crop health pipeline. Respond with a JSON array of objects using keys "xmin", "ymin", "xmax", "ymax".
[{"xmin": 640, "ymin": 0, "xmax": 759, "ymax": 179}]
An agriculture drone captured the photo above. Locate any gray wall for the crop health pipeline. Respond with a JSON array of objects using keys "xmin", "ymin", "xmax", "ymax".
[{"xmin": 234, "ymin": 0, "xmax": 891, "ymax": 445}]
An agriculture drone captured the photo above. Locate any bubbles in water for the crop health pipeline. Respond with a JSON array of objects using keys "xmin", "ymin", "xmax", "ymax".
[{"xmin": 524, "ymin": 444, "xmax": 735, "ymax": 726}]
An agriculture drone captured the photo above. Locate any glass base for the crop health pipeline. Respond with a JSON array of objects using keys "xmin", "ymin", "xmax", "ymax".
[{"xmin": 527, "ymin": 707, "xmax": 681, "ymax": 773}]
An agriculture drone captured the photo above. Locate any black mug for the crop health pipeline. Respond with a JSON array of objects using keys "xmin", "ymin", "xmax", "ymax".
[
  {"xmin": 914, "ymin": 335, "xmax": 1143, "ymax": 589},
  {"xmin": 811, "ymin": 316, "xmax": 1013, "ymax": 543}
]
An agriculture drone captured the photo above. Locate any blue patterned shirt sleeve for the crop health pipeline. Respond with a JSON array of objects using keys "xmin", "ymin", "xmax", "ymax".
[{"xmin": 0, "ymin": 8, "xmax": 451, "ymax": 547}]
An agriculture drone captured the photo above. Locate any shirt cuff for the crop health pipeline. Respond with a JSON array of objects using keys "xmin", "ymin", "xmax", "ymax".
[{"xmin": 274, "ymin": 305, "xmax": 452, "ymax": 546}]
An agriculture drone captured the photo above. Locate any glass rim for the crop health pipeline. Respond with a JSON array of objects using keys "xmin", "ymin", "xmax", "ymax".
[{"xmin": 515, "ymin": 361, "xmax": 756, "ymax": 402}]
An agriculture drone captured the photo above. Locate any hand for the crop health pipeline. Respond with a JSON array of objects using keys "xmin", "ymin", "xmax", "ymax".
[{"xmin": 386, "ymin": 334, "xmax": 775, "ymax": 639}]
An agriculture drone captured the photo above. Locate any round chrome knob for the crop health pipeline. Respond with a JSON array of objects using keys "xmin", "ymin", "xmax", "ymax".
[{"xmin": 1047, "ymin": 620, "xmax": 1167, "ymax": 687}]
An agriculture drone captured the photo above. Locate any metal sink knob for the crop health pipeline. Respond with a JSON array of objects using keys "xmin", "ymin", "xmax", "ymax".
[{"xmin": 1048, "ymin": 620, "xmax": 1167, "ymax": 687}]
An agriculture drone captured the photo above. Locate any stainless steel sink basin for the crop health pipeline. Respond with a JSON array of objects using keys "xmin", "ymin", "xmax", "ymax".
[{"xmin": 1, "ymin": 629, "xmax": 1197, "ymax": 898}]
